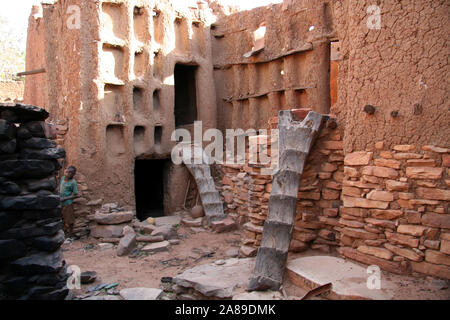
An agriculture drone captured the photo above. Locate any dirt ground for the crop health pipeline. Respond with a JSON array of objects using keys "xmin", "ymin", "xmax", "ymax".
[
  {"xmin": 62, "ymin": 226, "xmax": 450, "ymax": 300},
  {"xmin": 63, "ymin": 226, "xmax": 243, "ymax": 298}
]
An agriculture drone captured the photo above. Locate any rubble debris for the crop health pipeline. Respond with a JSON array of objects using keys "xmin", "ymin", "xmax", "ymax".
[
  {"xmin": 173, "ymin": 258, "xmax": 254, "ymax": 299},
  {"xmin": 94, "ymin": 211, "xmax": 134, "ymax": 225},
  {"xmin": 117, "ymin": 226, "xmax": 137, "ymax": 257},
  {"xmin": 151, "ymin": 225, "xmax": 178, "ymax": 240},
  {"xmin": 154, "ymin": 215, "xmax": 181, "ymax": 227},
  {"xmin": 210, "ymin": 216, "xmax": 237, "ymax": 233},
  {"xmin": 141, "ymin": 241, "xmax": 171, "ymax": 254},
  {"xmin": 225, "ymin": 248, "xmax": 239, "ymax": 258},
  {"xmin": 181, "ymin": 217, "xmax": 203, "ymax": 227},
  {"xmin": 136, "ymin": 235, "xmax": 164, "ymax": 243},
  {"xmin": 80, "ymin": 271, "xmax": 97, "ymax": 284},
  {"xmin": 98, "ymin": 243, "xmax": 114, "ymax": 251},
  {"xmin": 90, "ymin": 225, "xmax": 124, "ymax": 238}
]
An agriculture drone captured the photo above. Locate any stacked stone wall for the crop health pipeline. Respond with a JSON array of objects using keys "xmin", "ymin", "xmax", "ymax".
[{"xmin": 0, "ymin": 103, "xmax": 69, "ymax": 299}]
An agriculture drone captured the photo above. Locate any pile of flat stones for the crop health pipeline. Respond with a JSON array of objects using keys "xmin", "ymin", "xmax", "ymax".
[{"xmin": 0, "ymin": 103, "xmax": 68, "ymax": 300}]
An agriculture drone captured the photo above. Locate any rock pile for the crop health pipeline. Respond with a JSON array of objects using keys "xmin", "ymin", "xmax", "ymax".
[
  {"xmin": 0, "ymin": 103, "xmax": 68, "ymax": 300},
  {"xmin": 89, "ymin": 203, "xmax": 134, "ymax": 242}
]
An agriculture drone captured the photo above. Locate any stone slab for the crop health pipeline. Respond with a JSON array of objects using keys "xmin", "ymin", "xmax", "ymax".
[
  {"xmin": 119, "ymin": 287, "xmax": 163, "ymax": 300},
  {"xmin": 83, "ymin": 295, "xmax": 121, "ymax": 300},
  {"xmin": 141, "ymin": 241, "xmax": 170, "ymax": 253},
  {"xmin": 286, "ymin": 256, "xmax": 395, "ymax": 300},
  {"xmin": 154, "ymin": 215, "xmax": 181, "ymax": 227},
  {"xmin": 232, "ymin": 290, "xmax": 284, "ymax": 300},
  {"xmin": 173, "ymin": 258, "xmax": 255, "ymax": 298}
]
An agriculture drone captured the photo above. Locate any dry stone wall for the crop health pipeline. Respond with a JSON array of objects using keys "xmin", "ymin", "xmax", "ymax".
[
  {"xmin": 0, "ymin": 104, "xmax": 68, "ymax": 300},
  {"xmin": 339, "ymin": 144, "xmax": 449, "ymax": 279},
  {"xmin": 218, "ymin": 111, "xmax": 450, "ymax": 280},
  {"xmin": 218, "ymin": 110, "xmax": 344, "ymax": 256}
]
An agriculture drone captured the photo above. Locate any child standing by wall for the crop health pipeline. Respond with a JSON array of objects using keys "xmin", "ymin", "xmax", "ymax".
[{"xmin": 60, "ymin": 166, "xmax": 80, "ymax": 239}]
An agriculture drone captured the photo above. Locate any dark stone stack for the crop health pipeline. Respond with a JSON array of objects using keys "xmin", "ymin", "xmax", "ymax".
[{"xmin": 0, "ymin": 103, "xmax": 69, "ymax": 300}]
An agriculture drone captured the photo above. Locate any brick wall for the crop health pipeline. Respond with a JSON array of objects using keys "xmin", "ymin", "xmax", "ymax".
[
  {"xmin": 217, "ymin": 119, "xmax": 450, "ymax": 279},
  {"xmin": 339, "ymin": 144, "xmax": 449, "ymax": 278}
]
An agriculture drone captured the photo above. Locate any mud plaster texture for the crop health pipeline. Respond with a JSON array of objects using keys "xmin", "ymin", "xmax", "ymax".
[
  {"xmin": 26, "ymin": 0, "xmax": 219, "ymax": 221},
  {"xmin": 331, "ymin": 0, "xmax": 450, "ymax": 152},
  {"xmin": 23, "ymin": 5, "xmax": 47, "ymax": 108}
]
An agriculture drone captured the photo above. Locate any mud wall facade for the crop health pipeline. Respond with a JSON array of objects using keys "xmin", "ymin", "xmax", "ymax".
[
  {"xmin": 331, "ymin": 0, "xmax": 450, "ymax": 152},
  {"xmin": 23, "ymin": 5, "xmax": 47, "ymax": 108},
  {"xmin": 26, "ymin": 0, "xmax": 219, "ymax": 231},
  {"xmin": 212, "ymin": 0, "xmax": 334, "ymax": 133}
]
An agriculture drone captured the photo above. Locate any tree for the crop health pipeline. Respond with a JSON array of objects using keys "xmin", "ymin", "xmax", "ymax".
[{"xmin": 0, "ymin": 16, "xmax": 26, "ymax": 81}]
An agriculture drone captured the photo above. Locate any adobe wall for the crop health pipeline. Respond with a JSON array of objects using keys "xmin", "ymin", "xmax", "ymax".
[
  {"xmin": 331, "ymin": 0, "xmax": 450, "ymax": 152},
  {"xmin": 25, "ymin": 0, "xmax": 219, "ymax": 235},
  {"xmin": 23, "ymin": 5, "xmax": 47, "ymax": 108},
  {"xmin": 212, "ymin": 0, "xmax": 335, "ymax": 133}
]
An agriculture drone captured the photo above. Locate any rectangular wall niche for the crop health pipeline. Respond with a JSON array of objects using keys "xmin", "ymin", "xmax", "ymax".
[
  {"xmin": 134, "ymin": 126, "xmax": 146, "ymax": 155},
  {"xmin": 102, "ymin": 44, "xmax": 124, "ymax": 80},
  {"xmin": 174, "ymin": 64, "xmax": 198, "ymax": 127},
  {"xmin": 133, "ymin": 87, "xmax": 144, "ymax": 113},
  {"xmin": 134, "ymin": 159, "xmax": 167, "ymax": 220},
  {"xmin": 153, "ymin": 89, "xmax": 160, "ymax": 120},
  {"xmin": 154, "ymin": 125, "xmax": 162, "ymax": 146},
  {"xmin": 106, "ymin": 124, "xmax": 125, "ymax": 157},
  {"xmin": 133, "ymin": 6, "xmax": 148, "ymax": 43},
  {"xmin": 102, "ymin": 2, "xmax": 126, "ymax": 39}
]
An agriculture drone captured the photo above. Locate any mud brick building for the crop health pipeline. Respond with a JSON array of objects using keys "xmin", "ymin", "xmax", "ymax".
[{"xmin": 23, "ymin": 0, "xmax": 449, "ymax": 280}]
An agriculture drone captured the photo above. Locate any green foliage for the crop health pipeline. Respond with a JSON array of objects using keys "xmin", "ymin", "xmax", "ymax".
[{"xmin": 0, "ymin": 16, "xmax": 26, "ymax": 81}]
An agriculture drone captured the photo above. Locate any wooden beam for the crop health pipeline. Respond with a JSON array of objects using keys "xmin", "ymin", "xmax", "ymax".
[{"xmin": 16, "ymin": 68, "xmax": 46, "ymax": 77}]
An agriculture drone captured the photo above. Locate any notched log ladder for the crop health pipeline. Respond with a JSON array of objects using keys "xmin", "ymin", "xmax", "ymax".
[{"xmin": 248, "ymin": 110, "xmax": 324, "ymax": 291}]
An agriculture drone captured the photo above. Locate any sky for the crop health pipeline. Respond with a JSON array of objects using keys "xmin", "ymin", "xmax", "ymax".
[
  {"xmin": 0, "ymin": 0, "xmax": 42, "ymax": 51},
  {"xmin": 0, "ymin": 0, "xmax": 282, "ymax": 51}
]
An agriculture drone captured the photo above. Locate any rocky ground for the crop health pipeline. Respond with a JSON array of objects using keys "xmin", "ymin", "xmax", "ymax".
[
  {"xmin": 62, "ymin": 224, "xmax": 244, "ymax": 299},
  {"xmin": 62, "ymin": 223, "xmax": 449, "ymax": 300}
]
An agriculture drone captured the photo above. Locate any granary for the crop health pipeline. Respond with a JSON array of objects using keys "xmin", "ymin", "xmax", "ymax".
[{"xmin": 0, "ymin": 0, "xmax": 448, "ymax": 300}]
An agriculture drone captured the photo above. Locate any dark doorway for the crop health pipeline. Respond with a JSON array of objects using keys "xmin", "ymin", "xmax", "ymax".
[
  {"xmin": 135, "ymin": 159, "xmax": 166, "ymax": 220},
  {"xmin": 174, "ymin": 64, "xmax": 198, "ymax": 127}
]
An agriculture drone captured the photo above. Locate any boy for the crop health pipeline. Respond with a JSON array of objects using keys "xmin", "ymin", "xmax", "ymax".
[{"xmin": 60, "ymin": 166, "xmax": 80, "ymax": 239}]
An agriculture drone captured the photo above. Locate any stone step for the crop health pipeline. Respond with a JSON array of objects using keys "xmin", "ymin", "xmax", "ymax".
[{"xmin": 286, "ymin": 256, "xmax": 395, "ymax": 300}]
